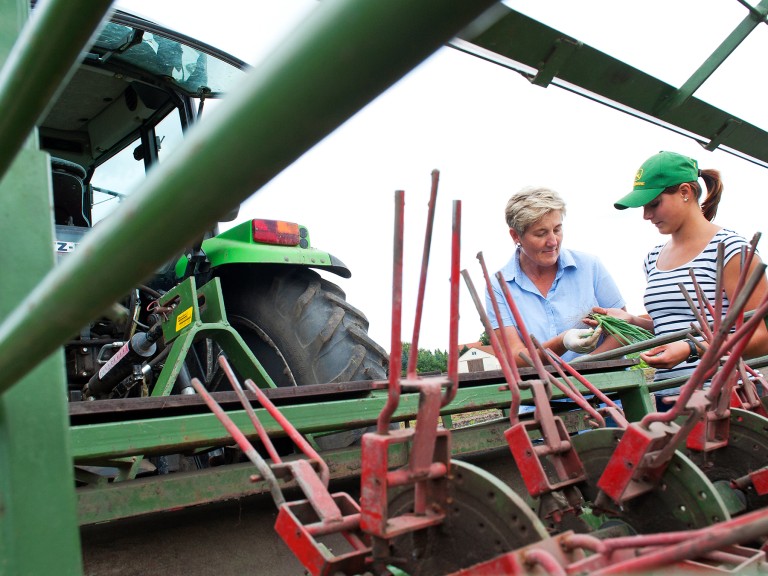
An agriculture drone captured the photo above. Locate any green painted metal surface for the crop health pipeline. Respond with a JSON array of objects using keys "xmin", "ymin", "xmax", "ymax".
[
  {"xmin": 69, "ymin": 368, "xmax": 648, "ymax": 461},
  {"xmin": 0, "ymin": 3, "xmax": 82, "ymax": 573},
  {"xmin": 659, "ymin": 0, "xmax": 768, "ymax": 115},
  {"xmin": 72, "ymin": 365, "xmax": 651, "ymax": 526},
  {"xmin": 0, "ymin": 150, "xmax": 83, "ymax": 576},
  {"xmin": 3, "ymin": 0, "xmax": 751, "ymax": 567},
  {"xmin": 193, "ymin": 219, "xmax": 347, "ymax": 275},
  {"xmin": 456, "ymin": 4, "xmax": 768, "ymax": 167},
  {"xmin": 152, "ymin": 277, "xmax": 276, "ymax": 395},
  {"xmin": 0, "ymin": 0, "xmax": 499, "ymax": 397}
]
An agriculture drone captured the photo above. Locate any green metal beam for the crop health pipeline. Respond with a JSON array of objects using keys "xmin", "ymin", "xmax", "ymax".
[
  {"xmin": 0, "ymin": 2, "xmax": 82, "ymax": 573},
  {"xmin": 77, "ymin": 422, "xmax": 505, "ymax": 526},
  {"xmin": 0, "ymin": 0, "xmax": 113, "ymax": 182},
  {"xmin": 659, "ymin": 0, "xmax": 768, "ymax": 113},
  {"xmin": 74, "ymin": 366, "xmax": 651, "ymax": 526},
  {"xmin": 69, "ymin": 369, "xmax": 648, "ymax": 461},
  {"xmin": 0, "ymin": 0, "xmax": 499, "ymax": 397},
  {"xmin": 455, "ymin": 5, "xmax": 768, "ymax": 168}
]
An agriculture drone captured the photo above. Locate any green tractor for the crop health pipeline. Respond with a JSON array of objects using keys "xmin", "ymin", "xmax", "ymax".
[{"xmin": 46, "ymin": 10, "xmax": 388, "ymax": 416}]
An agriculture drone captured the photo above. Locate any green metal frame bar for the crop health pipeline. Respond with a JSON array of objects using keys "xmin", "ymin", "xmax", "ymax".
[
  {"xmin": 77, "ymin": 423, "xmax": 492, "ymax": 526},
  {"xmin": 0, "ymin": 2, "xmax": 85, "ymax": 573},
  {"xmin": 659, "ymin": 0, "xmax": 768, "ymax": 113},
  {"xmin": 74, "ymin": 367, "xmax": 651, "ymax": 525},
  {"xmin": 0, "ymin": 0, "xmax": 113, "ymax": 181},
  {"xmin": 455, "ymin": 4, "xmax": 768, "ymax": 168},
  {"xmin": 69, "ymin": 369, "xmax": 649, "ymax": 461},
  {"xmin": 151, "ymin": 277, "xmax": 276, "ymax": 395},
  {"xmin": 0, "ymin": 0, "xmax": 498, "ymax": 397}
]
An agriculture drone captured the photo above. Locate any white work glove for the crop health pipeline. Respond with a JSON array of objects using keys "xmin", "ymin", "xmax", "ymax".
[{"xmin": 563, "ymin": 326, "xmax": 603, "ymax": 354}]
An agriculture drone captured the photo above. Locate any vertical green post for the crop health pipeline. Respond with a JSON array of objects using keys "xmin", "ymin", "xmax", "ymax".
[{"xmin": 0, "ymin": 1, "xmax": 82, "ymax": 574}]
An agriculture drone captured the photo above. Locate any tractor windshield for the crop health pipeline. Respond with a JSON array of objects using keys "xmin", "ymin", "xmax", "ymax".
[{"xmin": 89, "ymin": 13, "xmax": 247, "ymax": 97}]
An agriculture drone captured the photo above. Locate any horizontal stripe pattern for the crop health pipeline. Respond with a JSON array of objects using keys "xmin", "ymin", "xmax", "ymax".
[{"xmin": 643, "ymin": 229, "xmax": 749, "ymax": 381}]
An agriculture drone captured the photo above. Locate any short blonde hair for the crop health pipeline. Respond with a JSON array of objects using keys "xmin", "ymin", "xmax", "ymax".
[{"xmin": 505, "ymin": 187, "xmax": 566, "ymax": 234}]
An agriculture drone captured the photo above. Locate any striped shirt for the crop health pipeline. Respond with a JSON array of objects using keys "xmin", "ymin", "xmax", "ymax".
[{"xmin": 643, "ymin": 228, "xmax": 749, "ymax": 381}]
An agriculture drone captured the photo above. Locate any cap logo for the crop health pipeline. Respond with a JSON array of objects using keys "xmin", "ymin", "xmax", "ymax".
[{"xmin": 634, "ymin": 168, "xmax": 645, "ymax": 187}]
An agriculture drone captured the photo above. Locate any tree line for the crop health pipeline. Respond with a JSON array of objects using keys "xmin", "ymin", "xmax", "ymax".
[
  {"xmin": 399, "ymin": 342, "xmax": 451, "ymax": 375},
  {"xmin": 398, "ymin": 331, "xmax": 488, "ymax": 375}
]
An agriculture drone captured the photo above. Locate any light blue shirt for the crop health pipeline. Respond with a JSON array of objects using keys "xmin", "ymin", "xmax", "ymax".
[{"xmin": 485, "ymin": 247, "xmax": 625, "ymax": 362}]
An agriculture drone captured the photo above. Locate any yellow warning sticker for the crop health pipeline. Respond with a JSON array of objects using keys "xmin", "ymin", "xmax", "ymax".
[{"xmin": 176, "ymin": 307, "xmax": 193, "ymax": 332}]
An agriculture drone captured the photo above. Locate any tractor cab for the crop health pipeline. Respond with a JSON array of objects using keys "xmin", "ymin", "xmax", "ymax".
[{"xmin": 45, "ymin": 9, "xmax": 246, "ymax": 257}]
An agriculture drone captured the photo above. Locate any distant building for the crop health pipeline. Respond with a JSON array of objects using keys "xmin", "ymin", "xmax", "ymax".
[{"xmin": 458, "ymin": 345, "xmax": 501, "ymax": 373}]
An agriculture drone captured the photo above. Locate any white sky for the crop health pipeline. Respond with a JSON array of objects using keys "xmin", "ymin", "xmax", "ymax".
[{"xmin": 114, "ymin": 0, "xmax": 768, "ymax": 353}]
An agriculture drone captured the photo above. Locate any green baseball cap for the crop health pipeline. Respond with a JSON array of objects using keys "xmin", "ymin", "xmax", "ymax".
[{"xmin": 614, "ymin": 151, "xmax": 699, "ymax": 209}]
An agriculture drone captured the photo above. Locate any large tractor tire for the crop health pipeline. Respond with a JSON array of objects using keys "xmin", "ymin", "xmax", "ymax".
[{"xmin": 216, "ymin": 265, "xmax": 389, "ymax": 448}]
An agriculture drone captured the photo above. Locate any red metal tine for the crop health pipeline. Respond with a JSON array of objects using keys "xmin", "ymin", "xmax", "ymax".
[
  {"xmin": 242, "ymin": 378, "xmax": 331, "ymax": 487},
  {"xmin": 496, "ymin": 270, "xmax": 550, "ymax": 380},
  {"xmin": 218, "ymin": 355, "xmax": 282, "ymax": 464},
  {"xmin": 729, "ymin": 235, "xmax": 760, "ymax": 330},
  {"xmin": 651, "ymin": 311, "xmax": 767, "ymax": 465},
  {"xmin": 407, "ymin": 170, "xmax": 439, "ymax": 380},
  {"xmin": 444, "ymin": 199, "xmax": 461, "ymax": 406},
  {"xmin": 476, "ymin": 252, "xmax": 521, "ymax": 384},
  {"xmin": 706, "ymin": 293, "xmax": 768, "ymax": 404},
  {"xmin": 527, "ymin": 342, "xmax": 606, "ymax": 429},
  {"xmin": 638, "ymin": 291, "xmax": 768, "ymax": 474},
  {"xmin": 591, "ymin": 508, "xmax": 768, "ymax": 576},
  {"xmin": 460, "ymin": 268, "xmax": 522, "ymax": 423},
  {"xmin": 565, "ymin": 507, "xmax": 768, "ymax": 573},
  {"xmin": 378, "ymin": 190, "xmax": 405, "ymax": 434},
  {"xmin": 188, "ymin": 376, "xmax": 285, "ymax": 506},
  {"xmin": 543, "ymin": 347, "xmax": 625, "ymax": 418},
  {"xmin": 524, "ymin": 549, "xmax": 567, "ymax": 576},
  {"xmin": 594, "ymin": 279, "xmax": 764, "ymax": 502},
  {"xmin": 735, "ymin": 362, "xmax": 763, "ymax": 409},
  {"xmin": 679, "ymin": 277, "xmax": 713, "ymax": 344},
  {"xmin": 691, "ymin": 271, "xmax": 717, "ymax": 335},
  {"xmin": 715, "ymin": 242, "xmax": 725, "ymax": 328},
  {"xmin": 274, "ymin": 468, "xmax": 371, "ymax": 576}
]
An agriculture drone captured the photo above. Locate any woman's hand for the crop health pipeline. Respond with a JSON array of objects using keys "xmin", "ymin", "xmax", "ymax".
[
  {"xmin": 639, "ymin": 341, "xmax": 689, "ymax": 369},
  {"xmin": 590, "ymin": 307, "xmax": 632, "ymax": 322},
  {"xmin": 563, "ymin": 326, "xmax": 603, "ymax": 353},
  {"xmin": 589, "ymin": 307, "xmax": 654, "ymax": 333}
]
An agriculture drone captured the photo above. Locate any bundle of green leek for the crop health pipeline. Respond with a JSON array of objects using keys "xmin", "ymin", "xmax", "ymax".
[
  {"xmin": 588, "ymin": 313, "xmax": 654, "ymax": 368},
  {"xmin": 588, "ymin": 313, "xmax": 654, "ymax": 347}
]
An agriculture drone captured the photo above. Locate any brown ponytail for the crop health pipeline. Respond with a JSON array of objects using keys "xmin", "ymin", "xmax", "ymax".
[{"xmin": 699, "ymin": 168, "xmax": 723, "ymax": 222}]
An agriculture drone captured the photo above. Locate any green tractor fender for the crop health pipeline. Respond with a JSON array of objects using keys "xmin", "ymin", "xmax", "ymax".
[{"xmin": 174, "ymin": 219, "xmax": 352, "ymax": 279}]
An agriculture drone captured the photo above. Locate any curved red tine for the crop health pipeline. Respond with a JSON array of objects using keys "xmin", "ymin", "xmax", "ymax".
[{"xmin": 407, "ymin": 170, "xmax": 439, "ymax": 380}]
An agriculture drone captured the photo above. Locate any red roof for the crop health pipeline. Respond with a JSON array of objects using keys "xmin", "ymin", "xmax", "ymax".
[{"xmin": 458, "ymin": 343, "xmax": 496, "ymax": 357}]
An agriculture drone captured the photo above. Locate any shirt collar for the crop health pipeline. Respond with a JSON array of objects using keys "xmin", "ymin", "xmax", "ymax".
[{"xmin": 499, "ymin": 247, "xmax": 577, "ymax": 283}]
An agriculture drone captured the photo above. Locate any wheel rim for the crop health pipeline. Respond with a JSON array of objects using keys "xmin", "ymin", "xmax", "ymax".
[
  {"xmin": 683, "ymin": 408, "xmax": 768, "ymax": 513},
  {"xmin": 571, "ymin": 428, "xmax": 730, "ymax": 533},
  {"xmin": 385, "ymin": 459, "xmax": 548, "ymax": 575}
]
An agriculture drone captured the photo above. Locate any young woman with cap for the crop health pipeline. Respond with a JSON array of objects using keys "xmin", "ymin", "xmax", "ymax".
[
  {"xmin": 486, "ymin": 186, "xmax": 626, "ymax": 367},
  {"xmin": 594, "ymin": 150, "xmax": 768, "ymax": 388}
]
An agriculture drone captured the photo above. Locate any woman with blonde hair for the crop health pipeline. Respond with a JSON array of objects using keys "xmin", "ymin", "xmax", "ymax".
[{"xmin": 486, "ymin": 186, "xmax": 626, "ymax": 366}]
